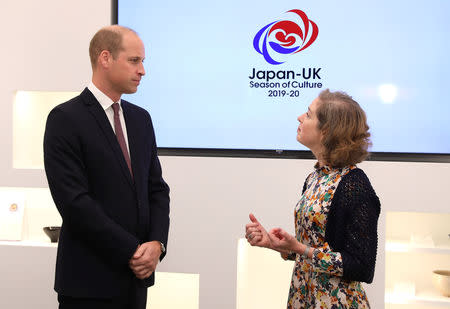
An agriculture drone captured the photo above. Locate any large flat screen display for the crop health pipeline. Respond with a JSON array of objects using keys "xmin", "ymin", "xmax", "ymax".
[{"xmin": 117, "ymin": 0, "xmax": 450, "ymax": 155}]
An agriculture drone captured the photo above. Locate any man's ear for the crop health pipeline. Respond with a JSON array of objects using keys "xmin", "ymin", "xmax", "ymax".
[{"xmin": 98, "ymin": 50, "xmax": 112, "ymax": 69}]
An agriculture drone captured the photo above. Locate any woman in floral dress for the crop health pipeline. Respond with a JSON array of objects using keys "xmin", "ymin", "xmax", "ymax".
[{"xmin": 245, "ymin": 89, "xmax": 380, "ymax": 308}]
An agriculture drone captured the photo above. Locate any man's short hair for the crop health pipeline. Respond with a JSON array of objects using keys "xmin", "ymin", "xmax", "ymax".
[{"xmin": 89, "ymin": 25, "xmax": 136, "ymax": 68}]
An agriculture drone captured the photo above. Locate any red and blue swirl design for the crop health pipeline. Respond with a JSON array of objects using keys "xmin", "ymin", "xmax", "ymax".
[{"xmin": 253, "ymin": 9, "xmax": 319, "ymax": 65}]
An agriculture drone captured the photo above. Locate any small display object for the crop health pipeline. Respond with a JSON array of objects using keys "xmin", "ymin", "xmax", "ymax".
[
  {"xmin": 0, "ymin": 192, "xmax": 25, "ymax": 241},
  {"xmin": 43, "ymin": 226, "xmax": 61, "ymax": 243},
  {"xmin": 432, "ymin": 270, "xmax": 450, "ymax": 297}
]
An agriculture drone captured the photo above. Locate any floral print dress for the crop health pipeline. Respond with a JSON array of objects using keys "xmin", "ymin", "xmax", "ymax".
[{"xmin": 287, "ymin": 165, "xmax": 370, "ymax": 309}]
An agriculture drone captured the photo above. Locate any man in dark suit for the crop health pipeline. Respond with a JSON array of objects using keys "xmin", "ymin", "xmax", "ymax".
[{"xmin": 43, "ymin": 25, "xmax": 170, "ymax": 309}]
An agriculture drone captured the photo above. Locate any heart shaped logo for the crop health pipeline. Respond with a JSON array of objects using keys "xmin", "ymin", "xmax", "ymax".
[{"xmin": 253, "ymin": 9, "xmax": 319, "ymax": 65}]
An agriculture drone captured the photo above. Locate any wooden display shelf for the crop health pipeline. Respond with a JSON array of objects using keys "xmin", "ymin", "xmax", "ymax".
[
  {"xmin": 0, "ymin": 240, "xmax": 57, "ymax": 247},
  {"xmin": 386, "ymin": 240, "xmax": 450, "ymax": 255},
  {"xmin": 386, "ymin": 289, "xmax": 450, "ymax": 307}
]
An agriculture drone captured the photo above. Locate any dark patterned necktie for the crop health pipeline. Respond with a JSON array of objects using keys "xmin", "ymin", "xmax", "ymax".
[{"xmin": 112, "ymin": 103, "xmax": 133, "ymax": 177}]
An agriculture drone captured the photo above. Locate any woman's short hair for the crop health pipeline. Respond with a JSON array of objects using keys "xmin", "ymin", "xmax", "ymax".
[{"xmin": 316, "ymin": 89, "xmax": 371, "ymax": 167}]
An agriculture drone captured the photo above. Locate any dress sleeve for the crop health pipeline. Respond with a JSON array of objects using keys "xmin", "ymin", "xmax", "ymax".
[
  {"xmin": 310, "ymin": 170, "xmax": 380, "ymax": 282},
  {"xmin": 281, "ymin": 174, "xmax": 313, "ymax": 262},
  {"xmin": 309, "ymin": 243, "xmax": 344, "ymax": 276}
]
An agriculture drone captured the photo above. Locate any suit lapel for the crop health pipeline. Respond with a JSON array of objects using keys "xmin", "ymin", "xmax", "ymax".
[
  {"xmin": 80, "ymin": 88, "xmax": 135, "ymax": 190},
  {"xmin": 122, "ymin": 101, "xmax": 142, "ymax": 194},
  {"xmin": 122, "ymin": 100, "xmax": 148, "ymax": 239}
]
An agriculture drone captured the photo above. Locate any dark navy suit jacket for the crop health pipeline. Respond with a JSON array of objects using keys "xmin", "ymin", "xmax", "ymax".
[{"xmin": 44, "ymin": 88, "xmax": 170, "ymax": 298}]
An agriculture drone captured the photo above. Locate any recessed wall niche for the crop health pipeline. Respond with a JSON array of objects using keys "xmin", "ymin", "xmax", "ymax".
[
  {"xmin": 13, "ymin": 91, "xmax": 78, "ymax": 169},
  {"xmin": 385, "ymin": 211, "xmax": 450, "ymax": 307}
]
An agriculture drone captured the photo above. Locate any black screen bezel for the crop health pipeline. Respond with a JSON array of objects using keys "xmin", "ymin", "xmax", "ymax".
[{"xmin": 112, "ymin": 0, "xmax": 450, "ymax": 163}]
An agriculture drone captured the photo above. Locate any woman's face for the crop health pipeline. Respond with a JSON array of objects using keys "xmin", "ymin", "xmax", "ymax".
[{"xmin": 297, "ymin": 98, "xmax": 323, "ymax": 154}]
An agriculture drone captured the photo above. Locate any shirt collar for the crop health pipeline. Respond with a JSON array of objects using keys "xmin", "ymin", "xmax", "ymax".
[
  {"xmin": 314, "ymin": 162, "xmax": 333, "ymax": 175},
  {"xmin": 314, "ymin": 162, "xmax": 356, "ymax": 175},
  {"xmin": 87, "ymin": 82, "xmax": 121, "ymax": 111}
]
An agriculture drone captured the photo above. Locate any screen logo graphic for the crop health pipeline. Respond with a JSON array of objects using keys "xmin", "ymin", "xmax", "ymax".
[{"xmin": 253, "ymin": 9, "xmax": 319, "ymax": 65}]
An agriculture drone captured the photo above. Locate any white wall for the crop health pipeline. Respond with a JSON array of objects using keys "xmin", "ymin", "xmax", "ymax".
[
  {"xmin": 0, "ymin": 0, "xmax": 108, "ymax": 187},
  {"xmin": 0, "ymin": 1, "xmax": 449, "ymax": 309}
]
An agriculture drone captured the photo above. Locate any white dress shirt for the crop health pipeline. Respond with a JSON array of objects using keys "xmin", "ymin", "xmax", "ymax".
[{"xmin": 87, "ymin": 82, "xmax": 130, "ymax": 156}]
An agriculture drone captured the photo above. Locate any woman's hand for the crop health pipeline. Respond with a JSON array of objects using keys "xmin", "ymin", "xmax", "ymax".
[
  {"xmin": 268, "ymin": 227, "xmax": 301, "ymax": 253},
  {"xmin": 245, "ymin": 213, "xmax": 272, "ymax": 249}
]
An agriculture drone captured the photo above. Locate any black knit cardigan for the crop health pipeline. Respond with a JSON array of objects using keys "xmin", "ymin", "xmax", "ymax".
[{"xmin": 299, "ymin": 168, "xmax": 381, "ymax": 284}]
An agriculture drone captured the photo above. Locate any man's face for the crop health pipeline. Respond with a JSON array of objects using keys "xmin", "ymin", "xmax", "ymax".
[{"xmin": 107, "ymin": 32, "xmax": 146, "ymax": 96}]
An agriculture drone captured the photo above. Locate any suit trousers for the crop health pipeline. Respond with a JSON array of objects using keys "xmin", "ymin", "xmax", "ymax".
[{"xmin": 58, "ymin": 278, "xmax": 148, "ymax": 309}]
